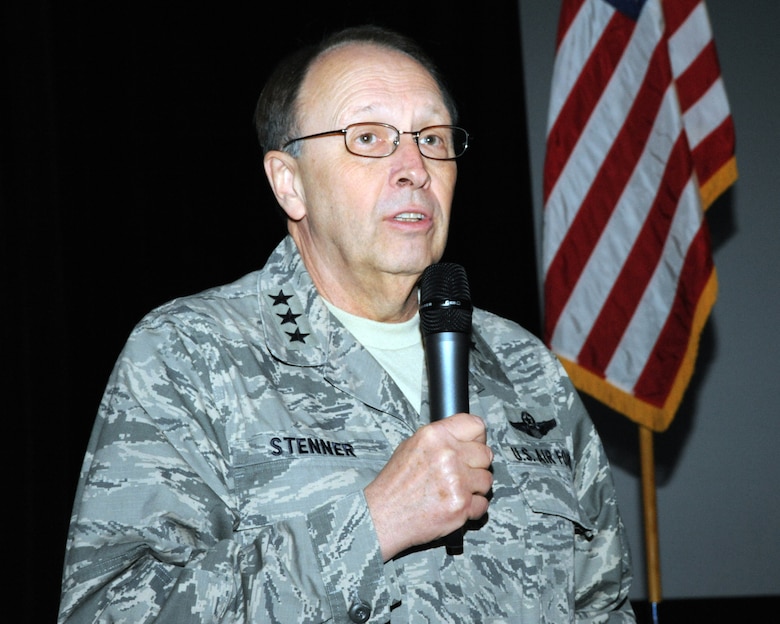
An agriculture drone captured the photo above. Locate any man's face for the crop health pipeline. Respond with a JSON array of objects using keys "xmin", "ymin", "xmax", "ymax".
[{"xmin": 287, "ymin": 43, "xmax": 457, "ymax": 296}]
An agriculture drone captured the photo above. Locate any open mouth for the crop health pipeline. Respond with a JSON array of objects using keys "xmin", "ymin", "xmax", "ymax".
[{"xmin": 394, "ymin": 212, "xmax": 425, "ymax": 222}]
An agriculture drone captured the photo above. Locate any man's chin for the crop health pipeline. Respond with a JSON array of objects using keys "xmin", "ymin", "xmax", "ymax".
[
  {"xmin": 396, "ymin": 243, "xmax": 446, "ymax": 272},
  {"xmin": 388, "ymin": 257, "xmax": 442, "ymax": 279}
]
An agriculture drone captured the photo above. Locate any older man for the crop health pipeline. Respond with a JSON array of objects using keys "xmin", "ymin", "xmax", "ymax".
[{"xmin": 58, "ymin": 25, "xmax": 635, "ymax": 623}]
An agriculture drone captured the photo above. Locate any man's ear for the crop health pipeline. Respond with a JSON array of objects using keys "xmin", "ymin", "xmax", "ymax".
[{"xmin": 263, "ymin": 151, "xmax": 306, "ymax": 221}]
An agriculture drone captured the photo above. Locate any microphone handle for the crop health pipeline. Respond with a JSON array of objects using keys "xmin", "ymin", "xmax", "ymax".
[
  {"xmin": 424, "ymin": 331, "xmax": 470, "ymax": 555},
  {"xmin": 426, "ymin": 332, "xmax": 470, "ymax": 422}
]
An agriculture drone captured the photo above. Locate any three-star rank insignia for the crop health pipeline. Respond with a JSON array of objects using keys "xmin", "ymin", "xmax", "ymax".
[
  {"xmin": 509, "ymin": 411, "xmax": 557, "ymax": 439},
  {"xmin": 268, "ymin": 289, "xmax": 310, "ymax": 344}
]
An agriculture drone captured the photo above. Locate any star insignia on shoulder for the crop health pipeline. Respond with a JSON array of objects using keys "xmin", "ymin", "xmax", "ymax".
[
  {"xmin": 509, "ymin": 411, "xmax": 557, "ymax": 439},
  {"xmin": 277, "ymin": 309, "xmax": 301, "ymax": 325},
  {"xmin": 269, "ymin": 290, "xmax": 292, "ymax": 306},
  {"xmin": 285, "ymin": 328, "xmax": 310, "ymax": 343}
]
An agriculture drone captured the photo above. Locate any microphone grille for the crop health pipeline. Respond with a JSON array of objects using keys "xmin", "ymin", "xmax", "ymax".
[{"xmin": 419, "ymin": 263, "xmax": 473, "ymax": 335}]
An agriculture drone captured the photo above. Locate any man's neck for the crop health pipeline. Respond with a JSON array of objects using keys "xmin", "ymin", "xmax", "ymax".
[
  {"xmin": 317, "ymin": 279, "xmax": 419, "ymax": 323},
  {"xmin": 294, "ymin": 236, "xmax": 421, "ymax": 322}
]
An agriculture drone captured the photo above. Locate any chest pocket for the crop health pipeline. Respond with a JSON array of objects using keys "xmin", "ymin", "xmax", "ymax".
[
  {"xmin": 516, "ymin": 465, "xmax": 593, "ymax": 537},
  {"xmin": 495, "ymin": 405, "xmax": 593, "ymax": 537},
  {"xmin": 232, "ymin": 432, "xmax": 390, "ymax": 531}
]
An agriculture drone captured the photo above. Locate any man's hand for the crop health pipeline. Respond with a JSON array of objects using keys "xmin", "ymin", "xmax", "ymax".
[{"xmin": 364, "ymin": 412, "xmax": 493, "ymax": 560}]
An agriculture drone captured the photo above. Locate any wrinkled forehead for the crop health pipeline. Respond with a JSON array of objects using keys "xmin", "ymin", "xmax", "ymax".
[{"xmin": 296, "ymin": 43, "xmax": 449, "ymax": 128}]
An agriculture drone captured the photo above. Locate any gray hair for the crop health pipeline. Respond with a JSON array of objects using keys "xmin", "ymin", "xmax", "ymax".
[{"xmin": 253, "ymin": 25, "xmax": 458, "ymax": 156}]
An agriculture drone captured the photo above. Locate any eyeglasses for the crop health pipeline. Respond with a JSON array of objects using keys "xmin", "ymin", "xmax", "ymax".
[{"xmin": 282, "ymin": 122, "xmax": 470, "ymax": 160}]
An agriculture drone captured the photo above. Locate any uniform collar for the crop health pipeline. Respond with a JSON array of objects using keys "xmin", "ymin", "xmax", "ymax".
[
  {"xmin": 254, "ymin": 236, "xmax": 517, "ymax": 420},
  {"xmin": 257, "ymin": 236, "xmax": 331, "ymax": 367},
  {"xmin": 256, "ymin": 236, "xmax": 418, "ymax": 423}
]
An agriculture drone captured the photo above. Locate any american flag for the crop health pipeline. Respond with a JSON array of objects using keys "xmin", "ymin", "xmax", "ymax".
[{"xmin": 542, "ymin": 0, "xmax": 737, "ymax": 432}]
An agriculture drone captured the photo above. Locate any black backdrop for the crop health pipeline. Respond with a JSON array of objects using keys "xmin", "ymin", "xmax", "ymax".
[{"xmin": 3, "ymin": 2, "xmax": 538, "ymax": 620}]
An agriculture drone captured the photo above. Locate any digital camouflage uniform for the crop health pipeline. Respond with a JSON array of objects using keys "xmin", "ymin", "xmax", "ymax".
[{"xmin": 58, "ymin": 236, "xmax": 635, "ymax": 623}]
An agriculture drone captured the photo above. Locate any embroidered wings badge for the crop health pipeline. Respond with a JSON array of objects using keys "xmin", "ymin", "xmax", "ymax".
[{"xmin": 509, "ymin": 411, "xmax": 557, "ymax": 439}]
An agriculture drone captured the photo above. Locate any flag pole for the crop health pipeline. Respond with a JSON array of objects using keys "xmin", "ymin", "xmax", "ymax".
[{"xmin": 639, "ymin": 425, "xmax": 662, "ymax": 623}]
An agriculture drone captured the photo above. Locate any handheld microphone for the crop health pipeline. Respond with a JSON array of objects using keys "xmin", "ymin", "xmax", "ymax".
[{"xmin": 419, "ymin": 262, "xmax": 473, "ymax": 555}]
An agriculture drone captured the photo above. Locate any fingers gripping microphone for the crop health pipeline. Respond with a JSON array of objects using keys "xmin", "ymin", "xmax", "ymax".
[{"xmin": 419, "ymin": 262, "xmax": 473, "ymax": 555}]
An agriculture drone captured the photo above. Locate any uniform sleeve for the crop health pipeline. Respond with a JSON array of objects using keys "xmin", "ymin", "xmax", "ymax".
[
  {"xmin": 57, "ymin": 316, "xmax": 398, "ymax": 623},
  {"xmin": 559, "ymin": 365, "xmax": 636, "ymax": 623}
]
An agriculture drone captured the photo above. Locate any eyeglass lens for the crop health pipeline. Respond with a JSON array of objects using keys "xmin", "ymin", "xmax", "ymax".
[{"xmin": 344, "ymin": 124, "xmax": 467, "ymax": 159}]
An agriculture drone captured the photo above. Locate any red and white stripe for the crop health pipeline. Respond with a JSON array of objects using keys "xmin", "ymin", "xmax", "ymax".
[{"xmin": 542, "ymin": 0, "xmax": 736, "ymax": 431}]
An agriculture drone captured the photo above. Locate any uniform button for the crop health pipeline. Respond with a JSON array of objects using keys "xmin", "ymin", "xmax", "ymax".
[{"xmin": 348, "ymin": 600, "xmax": 371, "ymax": 623}]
